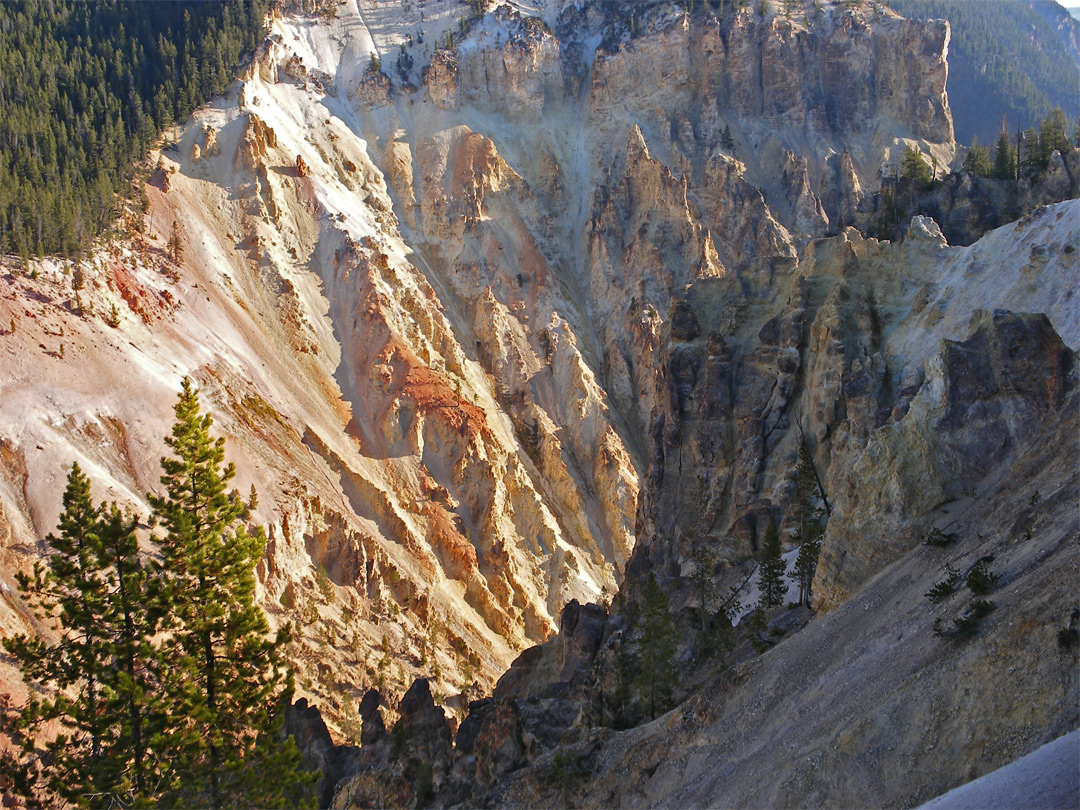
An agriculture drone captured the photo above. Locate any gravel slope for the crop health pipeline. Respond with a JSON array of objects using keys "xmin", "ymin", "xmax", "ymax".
[{"xmin": 916, "ymin": 729, "xmax": 1079, "ymax": 810}]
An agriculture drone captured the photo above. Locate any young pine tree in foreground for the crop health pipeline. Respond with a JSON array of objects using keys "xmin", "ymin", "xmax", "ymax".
[
  {"xmin": 94, "ymin": 503, "xmax": 164, "ymax": 804},
  {"xmin": 3, "ymin": 381, "xmax": 315, "ymax": 808},
  {"xmin": 149, "ymin": 378, "xmax": 312, "ymax": 808},
  {"xmin": 2, "ymin": 464, "xmax": 162, "ymax": 808}
]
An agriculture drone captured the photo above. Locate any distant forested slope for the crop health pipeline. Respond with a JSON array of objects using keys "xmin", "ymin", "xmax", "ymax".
[
  {"xmin": 888, "ymin": 0, "xmax": 1080, "ymax": 147},
  {"xmin": 1029, "ymin": 0, "xmax": 1080, "ymax": 59},
  {"xmin": 0, "ymin": 0, "xmax": 271, "ymax": 258}
]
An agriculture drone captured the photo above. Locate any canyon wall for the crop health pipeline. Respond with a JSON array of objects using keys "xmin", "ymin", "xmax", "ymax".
[{"xmin": 3, "ymin": 3, "xmax": 1075, "ymax": 784}]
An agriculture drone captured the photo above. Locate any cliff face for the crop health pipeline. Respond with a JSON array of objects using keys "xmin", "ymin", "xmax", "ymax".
[
  {"xmin": 487, "ymin": 352, "xmax": 1078, "ymax": 808},
  {"xmin": 629, "ymin": 200, "xmax": 1077, "ymax": 619},
  {"xmin": 1, "ymin": 1, "xmax": 1072, "ymax": 797},
  {"xmin": 326, "ymin": 202, "xmax": 1078, "ymax": 810},
  {"xmin": 0, "ymin": 3, "xmax": 644, "ymax": 731}
]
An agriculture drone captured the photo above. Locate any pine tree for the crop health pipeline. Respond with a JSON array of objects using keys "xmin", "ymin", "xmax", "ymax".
[
  {"xmin": 3, "ymin": 464, "xmax": 108, "ymax": 806},
  {"xmin": 961, "ymin": 136, "xmax": 992, "ymax": 178},
  {"xmin": 791, "ymin": 441, "xmax": 824, "ymax": 607},
  {"xmin": 686, "ymin": 477, "xmax": 715, "ymax": 636},
  {"xmin": 757, "ymin": 522, "xmax": 787, "ymax": 608},
  {"xmin": 608, "ymin": 641, "xmax": 633, "ymax": 730},
  {"xmin": 637, "ymin": 572, "xmax": 676, "ymax": 720},
  {"xmin": 2, "ymin": 465, "xmax": 162, "ymax": 808},
  {"xmin": 991, "ymin": 130, "xmax": 1017, "ymax": 181},
  {"xmin": 1039, "ymin": 108, "xmax": 1071, "ymax": 158},
  {"xmin": 689, "ymin": 528, "xmax": 716, "ymax": 635},
  {"xmin": 1016, "ymin": 126, "xmax": 1043, "ymax": 180},
  {"xmin": 2, "ymin": 390, "xmax": 316, "ymax": 807},
  {"xmin": 149, "ymin": 378, "xmax": 312, "ymax": 808},
  {"xmin": 167, "ymin": 220, "xmax": 184, "ymax": 264},
  {"xmin": 792, "ymin": 527, "xmax": 822, "ymax": 608},
  {"xmin": 94, "ymin": 503, "xmax": 164, "ymax": 804},
  {"xmin": 721, "ymin": 124, "xmax": 736, "ymax": 151},
  {"xmin": 900, "ymin": 144, "xmax": 933, "ymax": 186},
  {"xmin": 0, "ymin": 1, "xmax": 271, "ymax": 257}
]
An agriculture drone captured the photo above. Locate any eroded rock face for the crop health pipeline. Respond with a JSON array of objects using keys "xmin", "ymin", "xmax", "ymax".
[
  {"xmin": 237, "ymin": 112, "xmax": 277, "ymax": 172},
  {"xmin": 0, "ymin": 3, "xmax": 640, "ymax": 744},
  {"xmin": 390, "ymin": 1, "xmax": 956, "ymax": 646},
  {"xmin": 584, "ymin": 125, "xmax": 731, "ymax": 435},
  {"xmin": 330, "ymin": 679, "xmax": 458, "ymax": 808},
  {"xmin": 489, "ymin": 373, "xmax": 1079, "ymax": 807},
  {"xmin": 333, "ymin": 600, "xmax": 608, "ymax": 805},
  {"xmin": 584, "ymin": 4, "xmax": 953, "ymax": 232},
  {"xmin": 820, "ymin": 150, "xmax": 867, "ymax": 230},
  {"xmin": 624, "ymin": 198, "xmax": 1078, "ymax": 628},
  {"xmin": 385, "ymin": 211, "xmax": 1078, "ymax": 807},
  {"xmin": 815, "ymin": 310, "xmax": 1076, "ymax": 609},
  {"xmin": 490, "ymin": 599, "xmax": 607, "ymax": 704},
  {"xmin": 453, "ymin": 8, "xmax": 563, "ymax": 122},
  {"xmin": 422, "ymin": 50, "xmax": 457, "ymax": 110},
  {"xmin": 353, "ymin": 67, "xmax": 391, "ymax": 108},
  {"xmin": 395, "ymin": 679, "xmax": 454, "ymax": 768},
  {"xmin": 285, "ymin": 698, "xmax": 361, "ymax": 808},
  {"xmin": 351, "ymin": 691, "xmax": 383, "ymax": 747}
]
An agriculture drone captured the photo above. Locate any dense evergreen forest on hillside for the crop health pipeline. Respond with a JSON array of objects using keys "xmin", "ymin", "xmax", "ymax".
[
  {"xmin": 0, "ymin": 0, "xmax": 271, "ymax": 259},
  {"xmin": 888, "ymin": 0, "xmax": 1080, "ymax": 146}
]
